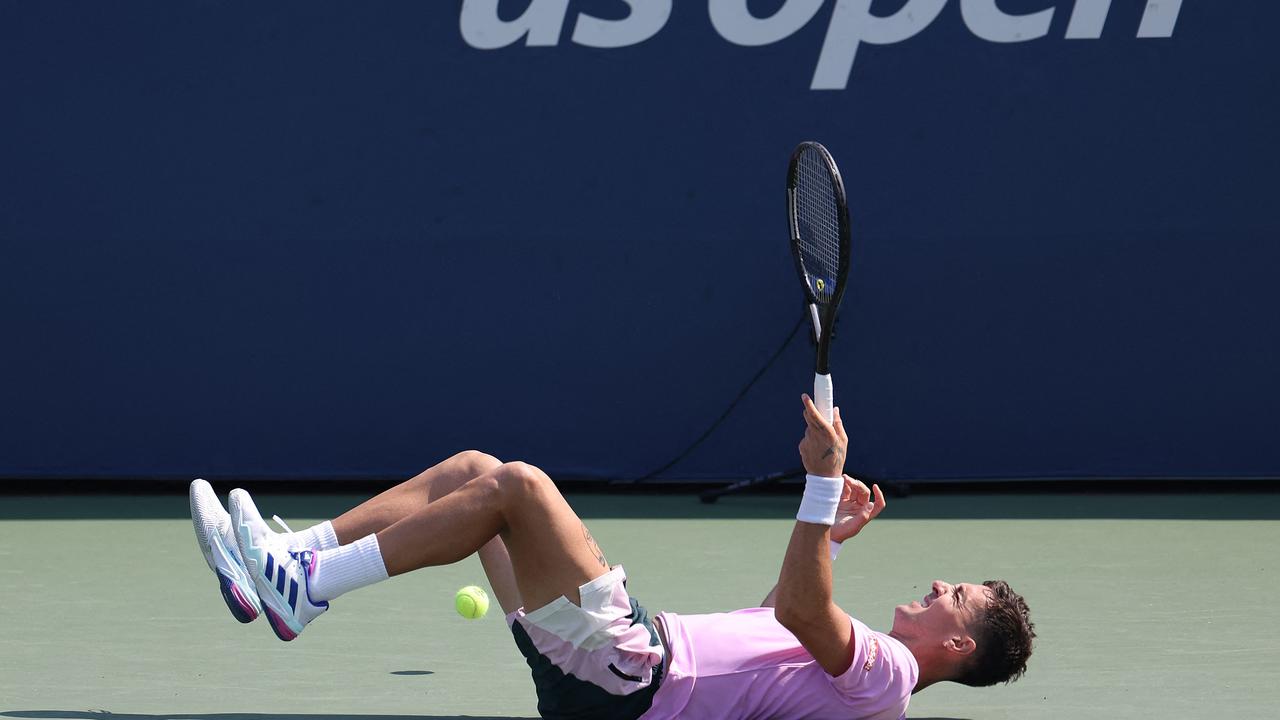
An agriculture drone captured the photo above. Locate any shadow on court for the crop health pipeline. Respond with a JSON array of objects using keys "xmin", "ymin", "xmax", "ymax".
[
  {"xmin": 1, "ymin": 707, "xmax": 540, "ymax": 712},
  {"xmin": 1, "ymin": 488, "xmax": 1277, "ymax": 521}
]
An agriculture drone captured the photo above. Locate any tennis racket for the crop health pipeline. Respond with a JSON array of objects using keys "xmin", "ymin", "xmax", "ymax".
[
  {"xmin": 788, "ymin": 141, "xmax": 852, "ymax": 424},
  {"xmin": 693, "ymin": 142, "xmax": 851, "ymax": 503}
]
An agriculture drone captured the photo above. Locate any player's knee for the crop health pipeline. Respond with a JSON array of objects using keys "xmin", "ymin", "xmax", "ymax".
[
  {"xmin": 496, "ymin": 461, "xmax": 551, "ymax": 498},
  {"xmin": 451, "ymin": 450, "xmax": 502, "ymax": 478}
]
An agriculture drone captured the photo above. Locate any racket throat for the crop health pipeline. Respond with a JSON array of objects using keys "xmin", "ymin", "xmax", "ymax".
[
  {"xmin": 808, "ymin": 303, "xmax": 823, "ymax": 343},
  {"xmin": 811, "ymin": 303, "xmax": 835, "ymax": 376}
]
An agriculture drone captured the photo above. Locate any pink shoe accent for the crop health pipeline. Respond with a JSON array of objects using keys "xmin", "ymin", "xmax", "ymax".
[
  {"xmin": 264, "ymin": 607, "xmax": 298, "ymax": 641},
  {"xmin": 231, "ymin": 585, "xmax": 256, "ymax": 616}
]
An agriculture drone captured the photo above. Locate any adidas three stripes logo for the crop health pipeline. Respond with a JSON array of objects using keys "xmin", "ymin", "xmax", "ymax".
[{"xmin": 263, "ymin": 553, "xmax": 301, "ymax": 610}]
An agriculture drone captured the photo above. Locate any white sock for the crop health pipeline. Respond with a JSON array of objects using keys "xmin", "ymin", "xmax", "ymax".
[
  {"xmin": 309, "ymin": 534, "xmax": 389, "ymax": 602},
  {"xmin": 289, "ymin": 520, "xmax": 339, "ymax": 551}
]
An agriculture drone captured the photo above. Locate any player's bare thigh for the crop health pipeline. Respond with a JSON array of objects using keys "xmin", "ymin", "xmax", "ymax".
[
  {"xmin": 331, "ymin": 450, "xmax": 524, "ymax": 613},
  {"xmin": 332, "ymin": 450, "xmax": 502, "ymax": 540},
  {"xmin": 494, "ymin": 461, "xmax": 611, "ymax": 613}
]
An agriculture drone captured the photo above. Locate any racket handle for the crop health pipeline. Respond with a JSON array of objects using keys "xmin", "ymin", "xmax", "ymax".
[{"xmin": 813, "ymin": 373, "xmax": 834, "ymax": 423}]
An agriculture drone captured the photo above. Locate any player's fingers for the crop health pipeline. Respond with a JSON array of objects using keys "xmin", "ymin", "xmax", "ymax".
[
  {"xmin": 800, "ymin": 394, "xmax": 820, "ymax": 426},
  {"xmin": 832, "ymin": 407, "xmax": 848, "ymax": 441},
  {"xmin": 870, "ymin": 484, "xmax": 887, "ymax": 517},
  {"xmin": 845, "ymin": 475, "xmax": 870, "ymax": 505},
  {"xmin": 801, "ymin": 394, "xmax": 831, "ymax": 433}
]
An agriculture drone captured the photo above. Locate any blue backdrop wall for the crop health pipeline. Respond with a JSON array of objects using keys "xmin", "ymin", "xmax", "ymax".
[{"xmin": 2, "ymin": 1, "xmax": 1276, "ymax": 482}]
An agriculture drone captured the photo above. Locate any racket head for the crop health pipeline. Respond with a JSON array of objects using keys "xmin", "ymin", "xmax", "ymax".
[{"xmin": 787, "ymin": 141, "xmax": 852, "ymax": 374}]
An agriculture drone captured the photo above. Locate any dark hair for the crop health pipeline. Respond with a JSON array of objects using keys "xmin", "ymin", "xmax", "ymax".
[{"xmin": 955, "ymin": 580, "xmax": 1035, "ymax": 687}]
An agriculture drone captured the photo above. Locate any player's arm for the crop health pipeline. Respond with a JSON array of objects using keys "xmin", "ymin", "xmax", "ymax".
[
  {"xmin": 761, "ymin": 476, "xmax": 882, "ymax": 609},
  {"xmin": 774, "ymin": 394, "xmax": 849, "ymax": 674},
  {"xmin": 773, "ymin": 395, "xmax": 886, "ymax": 675},
  {"xmin": 775, "ymin": 521, "xmax": 851, "ymax": 674}
]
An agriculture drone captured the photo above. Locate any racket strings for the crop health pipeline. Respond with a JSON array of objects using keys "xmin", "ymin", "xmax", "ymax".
[{"xmin": 794, "ymin": 149, "xmax": 842, "ymax": 305}]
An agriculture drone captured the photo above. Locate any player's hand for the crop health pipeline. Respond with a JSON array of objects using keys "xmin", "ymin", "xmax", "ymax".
[
  {"xmin": 831, "ymin": 475, "xmax": 886, "ymax": 543},
  {"xmin": 798, "ymin": 394, "xmax": 848, "ymax": 478}
]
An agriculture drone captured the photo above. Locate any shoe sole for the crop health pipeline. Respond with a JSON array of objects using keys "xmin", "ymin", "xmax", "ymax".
[
  {"xmin": 219, "ymin": 570, "xmax": 261, "ymax": 623},
  {"xmin": 262, "ymin": 606, "xmax": 299, "ymax": 641}
]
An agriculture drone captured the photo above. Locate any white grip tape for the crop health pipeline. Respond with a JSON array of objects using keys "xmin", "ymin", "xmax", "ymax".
[
  {"xmin": 796, "ymin": 473, "xmax": 843, "ymax": 525},
  {"xmin": 813, "ymin": 373, "xmax": 834, "ymax": 423},
  {"xmin": 829, "ymin": 540, "xmax": 843, "ymax": 561}
]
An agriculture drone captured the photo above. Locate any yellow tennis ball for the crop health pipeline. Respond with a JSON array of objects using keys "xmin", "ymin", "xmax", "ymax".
[{"xmin": 455, "ymin": 585, "xmax": 489, "ymax": 620}]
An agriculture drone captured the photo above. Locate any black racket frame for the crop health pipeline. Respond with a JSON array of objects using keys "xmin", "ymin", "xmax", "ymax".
[
  {"xmin": 787, "ymin": 140, "xmax": 852, "ymax": 375},
  {"xmin": 701, "ymin": 141, "xmax": 852, "ymax": 504}
]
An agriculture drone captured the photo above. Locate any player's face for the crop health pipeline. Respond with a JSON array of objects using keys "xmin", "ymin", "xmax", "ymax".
[{"xmin": 892, "ymin": 580, "xmax": 992, "ymax": 644}]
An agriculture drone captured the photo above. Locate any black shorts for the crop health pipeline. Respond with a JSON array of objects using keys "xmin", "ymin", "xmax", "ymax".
[{"xmin": 507, "ymin": 567, "xmax": 665, "ymax": 720}]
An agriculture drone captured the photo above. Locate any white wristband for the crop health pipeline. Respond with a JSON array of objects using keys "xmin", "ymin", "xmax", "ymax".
[
  {"xmin": 830, "ymin": 540, "xmax": 842, "ymax": 560},
  {"xmin": 797, "ymin": 474, "xmax": 843, "ymax": 526}
]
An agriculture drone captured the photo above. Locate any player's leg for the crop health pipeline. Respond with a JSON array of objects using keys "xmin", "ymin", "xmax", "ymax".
[
  {"xmin": 224, "ymin": 451, "xmax": 523, "ymax": 639},
  {"xmin": 326, "ymin": 450, "xmax": 521, "ymax": 612},
  {"xmin": 193, "ymin": 453, "xmax": 523, "ymax": 625},
  {"xmin": 374, "ymin": 461, "xmax": 664, "ymax": 719},
  {"xmin": 329, "ymin": 450, "xmax": 500, "ymax": 540},
  {"xmin": 230, "ymin": 459, "xmax": 606, "ymax": 640},
  {"xmin": 376, "ymin": 460, "xmax": 610, "ymax": 612}
]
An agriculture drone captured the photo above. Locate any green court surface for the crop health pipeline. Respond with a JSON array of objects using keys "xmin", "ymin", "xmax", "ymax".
[{"xmin": 2, "ymin": 491, "xmax": 1277, "ymax": 719}]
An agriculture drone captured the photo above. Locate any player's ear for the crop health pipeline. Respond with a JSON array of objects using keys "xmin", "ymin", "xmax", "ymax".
[{"xmin": 945, "ymin": 634, "xmax": 977, "ymax": 657}]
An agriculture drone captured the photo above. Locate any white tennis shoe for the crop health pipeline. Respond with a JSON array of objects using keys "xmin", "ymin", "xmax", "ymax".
[
  {"xmin": 189, "ymin": 479, "xmax": 262, "ymax": 623},
  {"xmin": 229, "ymin": 488, "xmax": 328, "ymax": 641}
]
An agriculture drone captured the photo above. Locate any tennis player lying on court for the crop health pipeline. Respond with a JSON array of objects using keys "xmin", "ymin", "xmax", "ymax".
[{"xmin": 190, "ymin": 395, "xmax": 1034, "ymax": 719}]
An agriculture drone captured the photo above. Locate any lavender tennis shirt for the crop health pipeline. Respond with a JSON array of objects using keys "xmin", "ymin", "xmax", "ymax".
[{"xmin": 643, "ymin": 607, "xmax": 917, "ymax": 720}]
